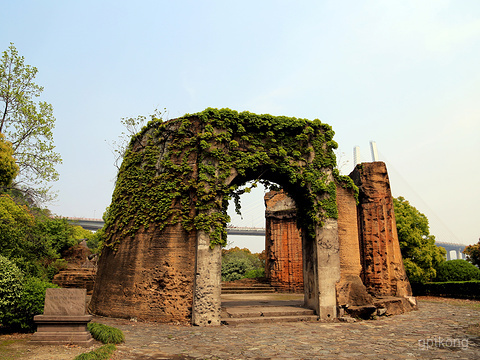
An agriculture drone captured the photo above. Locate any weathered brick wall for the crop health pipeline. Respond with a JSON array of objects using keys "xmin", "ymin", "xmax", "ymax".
[
  {"xmin": 264, "ymin": 191, "xmax": 304, "ymax": 292},
  {"xmin": 89, "ymin": 223, "xmax": 197, "ymax": 323},
  {"xmin": 350, "ymin": 162, "xmax": 412, "ymax": 297},
  {"xmin": 265, "ymin": 187, "xmax": 374, "ymax": 305}
]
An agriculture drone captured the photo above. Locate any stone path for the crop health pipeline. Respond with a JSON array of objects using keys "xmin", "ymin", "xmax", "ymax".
[
  {"xmin": 93, "ymin": 298, "xmax": 480, "ymax": 360},
  {"xmin": 1, "ymin": 297, "xmax": 479, "ymax": 359}
]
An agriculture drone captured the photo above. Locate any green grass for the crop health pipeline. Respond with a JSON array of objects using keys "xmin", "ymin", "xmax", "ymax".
[
  {"xmin": 0, "ymin": 339, "xmax": 26, "ymax": 360},
  {"xmin": 87, "ymin": 322, "xmax": 125, "ymax": 344},
  {"xmin": 417, "ymin": 296, "xmax": 480, "ymax": 310},
  {"xmin": 74, "ymin": 344, "xmax": 116, "ymax": 360},
  {"xmin": 74, "ymin": 322, "xmax": 124, "ymax": 360}
]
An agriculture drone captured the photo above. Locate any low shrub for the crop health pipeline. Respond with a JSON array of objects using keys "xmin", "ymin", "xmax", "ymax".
[
  {"xmin": 87, "ymin": 322, "xmax": 125, "ymax": 344},
  {"xmin": 244, "ymin": 268, "xmax": 265, "ymax": 279},
  {"xmin": 0, "ymin": 255, "xmax": 58, "ymax": 332},
  {"xmin": 221, "ymin": 258, "xmax": 252, "ymax": 281},
  {"xmin": 221, "ymin": 247, "xmax": 264, "ymax": 281},
  {"xmin": 74, "ymin": 344, "xmax": 116, "ymax": 360},
  {"xmin": 413, "ymin": 280, "xmax": 480, "ymax": 300},
  {"xmin": 0, "ymin": 255, "xmax": 24, "ymax": 328},
  {"xmin": 434, "ymin": 260, "xmax": 480, "ymax": 282},
  {"xmin": 10, "ymin": 277, "xmax": 58, "ymax": 331}
]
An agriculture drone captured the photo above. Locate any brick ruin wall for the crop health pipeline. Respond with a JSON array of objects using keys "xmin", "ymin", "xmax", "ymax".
[
  {"xmin": 264, "ymin": 162, "xmax": 413, "ymax": 305},
  {"xmin": 89, "ymin": 223, "xmax": 197, "ymax": 323},
  {"xmin": 350, "ymin": 162, "xmax": 412, "ymax": 297},
  {"xmin": 264, "ymin": 191, "xmax": 304, "ymax": 292}
]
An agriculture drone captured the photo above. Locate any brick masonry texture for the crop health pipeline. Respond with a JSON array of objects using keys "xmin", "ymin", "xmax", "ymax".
[
  {"xmin": 89, "ymin": 223, "xmax": 196, "ymax": 323},
  {"xmin": 264, "ymin": 162, "xmax": 414, "ymax": 310},
  {"xmin": 350, "ymin": 162, "xmax": 412, "ymax": 298},
  {"xmin": 264, "ymin": 190, "xmax": 304, "ymax": 293}
]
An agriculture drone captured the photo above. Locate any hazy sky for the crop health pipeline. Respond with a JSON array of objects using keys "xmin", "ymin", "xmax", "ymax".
[{"xmin": 2, "ymin": 0, "xmax": 479, "ymax": 250}]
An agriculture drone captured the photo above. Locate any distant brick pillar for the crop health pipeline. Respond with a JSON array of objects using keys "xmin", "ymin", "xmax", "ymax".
[
  {"xmin": 350, "ymin": 162, "xmax": 412, "ymax": 297},
  {"xmin": 264, "ymin": 191, "xmax": 303, "ymax": 292}
]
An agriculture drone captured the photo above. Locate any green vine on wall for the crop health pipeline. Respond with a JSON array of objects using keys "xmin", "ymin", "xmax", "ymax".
[{"xmin": 103, "ymin": 108, "xmax": 356, "ymax": 249}]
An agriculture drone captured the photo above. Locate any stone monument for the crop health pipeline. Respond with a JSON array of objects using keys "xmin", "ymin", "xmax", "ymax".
[{"xmin": 31, "ymin": 288, "xmax": 93, "ymax": 346}]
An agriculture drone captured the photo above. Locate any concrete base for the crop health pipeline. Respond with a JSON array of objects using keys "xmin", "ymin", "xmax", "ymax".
[{"xmin": 31, "ymin": 315, "xmax": 94, "ymax": 346}]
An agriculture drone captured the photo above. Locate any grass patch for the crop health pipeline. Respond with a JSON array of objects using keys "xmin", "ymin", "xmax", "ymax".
[
  {"xmin": 74, "ymin": 344, "xmax": 116, "ymax": 360},
  {"xmin": 417, "ymin": 296, "xmax": 480, "ymax": 311},
  {"xmin": 87, "ymin": 322, "xmax": 125, "ymax": 344},
  {"xmin": 0, "ymin": 338, "xmax": 26, "ymax": 360}
]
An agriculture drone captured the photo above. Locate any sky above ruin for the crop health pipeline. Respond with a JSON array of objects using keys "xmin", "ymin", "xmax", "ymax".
[{"xmin": 2, "ymin": 0, "xmax": 479, "ymax": 249}]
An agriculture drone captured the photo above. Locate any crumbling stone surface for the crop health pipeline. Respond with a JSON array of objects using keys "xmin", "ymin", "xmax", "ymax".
[
  {"xmin": 52, "ymin": 268, "xmax": 96, "ymax": 295},
  {"xmin": 89, "ymin": 224, "xmax": 196, "ymax": 323},
  {"xmin": 335, "ymin": 185, "xmax": 373, "ymax": 307},
  {"xmin": 192, "ymin": 230, "xmax": 222, "ymax": 326},
  {"xmin": 263, "ymin": 164, "xmax": 416, "ymax": 317},
  {"xmin": 53, "ymin": 242, "xmax": 96, "ymax": 294},
  {"xmin": 350, "ymin": 162, "xmax": 412, "ymax": 298}
]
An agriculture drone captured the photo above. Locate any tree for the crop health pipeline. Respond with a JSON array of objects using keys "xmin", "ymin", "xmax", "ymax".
[
  {"xmin": 464, "ymin": 239, "xmax": 480, "ymax": 268},
  {"xmin": 0, "ymin": 43, "xmax": 61, "ymax": 202},
  {"xmin": 0, "ymin": 132, "xmax": 18, "ymax": 188},
  {"xmin": 393, "ymin": 196, "xmax": 446, "ymax": 283},
  {"xmin": 0, "ymin": 194, "xmax": 91, "ymax": 280},
  {"xmin": 110, "ymin": 108, "xmax": 167, "ymax": 171},
  {"xmin": 221, "ymin": 247, "xmax": 265, "ymax": 281}
]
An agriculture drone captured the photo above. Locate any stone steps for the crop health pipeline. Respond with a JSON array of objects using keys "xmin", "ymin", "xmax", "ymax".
[
  {"xmin": 221, "ymin": 305, "xmax": 317, "ymax": 324},
  {"xmin": 222, "ymin": 286, "xmax": 276, "ymax": 294},
  {"xmin": 221, "ymin": 279, "xmax": 276, "ymax": 294}
]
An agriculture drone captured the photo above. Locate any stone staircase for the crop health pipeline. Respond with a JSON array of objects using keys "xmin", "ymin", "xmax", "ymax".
[
  {"xmin": 221, "ymin": 278, "xmax": 276, "ymax": 294},
  {"xmin": 221, "ymin": 305, "xmax": 318, "ymax": 324},
  {"xmin": 221, "ymin": 278, "xmax": 317, "ymax": 324}
]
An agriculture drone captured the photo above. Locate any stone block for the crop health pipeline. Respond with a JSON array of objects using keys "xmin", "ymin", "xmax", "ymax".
[{"xmin": 31, "ymin": 288, "xmax": 93, "ymax": 346}]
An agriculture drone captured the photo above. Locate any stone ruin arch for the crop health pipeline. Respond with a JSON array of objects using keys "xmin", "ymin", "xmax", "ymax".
[{"xmin": 89, "ymin": 108, "xmax": 415, "ymax": 325}]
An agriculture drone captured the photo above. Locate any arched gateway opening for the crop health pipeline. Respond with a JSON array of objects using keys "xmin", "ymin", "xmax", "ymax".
[{"xmin": 89, "ymin": 108, "xmax": 413, "ymax": 326}]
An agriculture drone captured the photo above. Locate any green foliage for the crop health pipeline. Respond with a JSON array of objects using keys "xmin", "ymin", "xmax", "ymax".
[
  {"xmin": 0, "ymin": 255, "xmax": 23, "ymax": 328},
  {"xmin": 434, "ymin": 259, "xmax": 480, "ymax": 282},
  {"xmin": 0, "ymin": 133, "xmax": 18, "ymax": 188},
  {"xmin": 74, "ymin": 344, "xmax": 117, "ymax": 360},
  {"xmin": 105, "ymin": 108, "xmax": 348, "ymax": 249},
  {"xmin": 86, "ymin": 230, "xmax": 104, "ymax": 254},
  {"xmin": 34, "ymin": 217, "xmax": 81, "ymax": 255},
  {"xmin": 86, "ymin": 209, "xmax": 109, "ymax": 253},
  {"xmin": 87, "ymin": 322, "xmax": 125, "ymax": 344},
  {"xmin": 2, "ymin": 276, "xmax": 58, "ymax": 332},
  {"xmin": 412, "ymin": 280, "xmax": 480, "ymax": 300},
  {"xmin": 0, "ymin": 194, "xmax": 85, "ymax": 280},
  {"xmin": 221, "ymin": 247, "xmax": 264, "ymax": 281},
  {"xmin": 0, "ymin": 256, "xmax": 58, "ymax": 332},
  {"xmin": 393, "ymin": 196, "xmax": 446, "ymax": 283},
  {"xmin": 0, "ymin": 43, "xmax": 62, "ymax": 203},
  {"xmin": 0, "ymin": 194, "xmax": 35, "ymax": 260},
  {"xmin": 222, "ymin": 258, "xmax": 252, "ymax": 281},
  {"xmin": 110, "ymin": 108, "xmax": 167, "ymax": 171},
  {"xmin": 244, "ymin": 268, "xmax": 265, "ymax": 279},
  {"xmin": 464, "ymin": 239, "xmax": 480, "ymax": 268}
]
